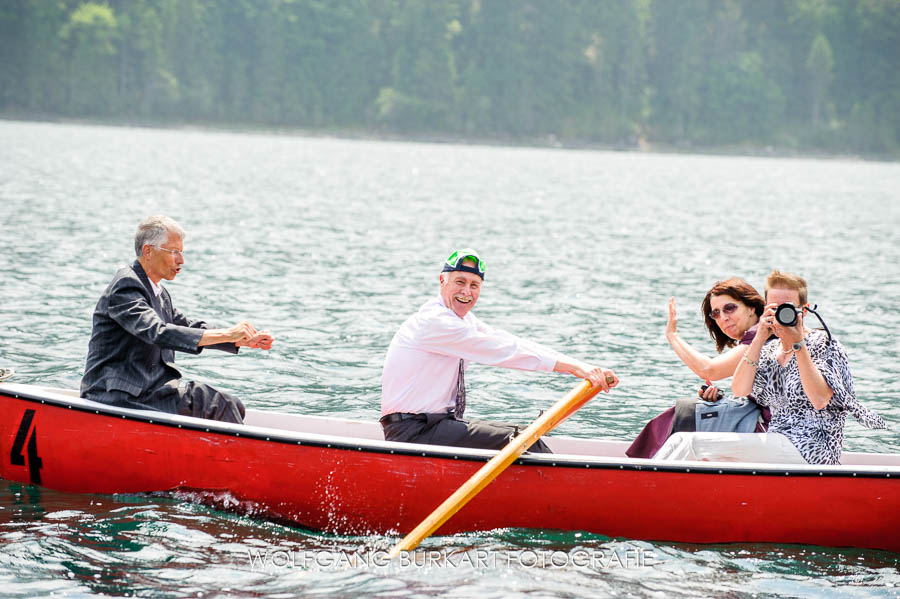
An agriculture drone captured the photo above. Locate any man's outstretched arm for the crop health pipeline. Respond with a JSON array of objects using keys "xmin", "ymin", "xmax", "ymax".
[
  {"xmin": 553, "ymin": 358, "xmax": 618, "ymax": 392},
  {"xmin": 199, "ymin": 322, "xmax": 274, "ymax": 349}
]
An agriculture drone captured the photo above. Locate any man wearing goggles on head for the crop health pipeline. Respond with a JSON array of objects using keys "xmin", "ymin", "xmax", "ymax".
[{"xmin": 380, "ymin": 248, "xmax": 618, "ymax": 453}]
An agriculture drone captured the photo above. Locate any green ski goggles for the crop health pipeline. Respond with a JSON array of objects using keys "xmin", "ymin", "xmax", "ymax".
[{"xmin": 442, "ymin": 249, "xmax": 486, "ymax": 279}]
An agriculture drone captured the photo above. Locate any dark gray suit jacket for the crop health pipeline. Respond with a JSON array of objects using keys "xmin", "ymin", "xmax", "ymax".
[{"xmin": 81, "ymin": 260, "xmax": 237, "ymax": 402}]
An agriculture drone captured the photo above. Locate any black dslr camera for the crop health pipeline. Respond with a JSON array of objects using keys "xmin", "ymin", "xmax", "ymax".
[
  {"xmin": 773, "ymin": 303, "xmax": 834, "ymax": 344},
  {"xmin": 775, "ymin": 302, "xmax": 803, "ymax": 327}
]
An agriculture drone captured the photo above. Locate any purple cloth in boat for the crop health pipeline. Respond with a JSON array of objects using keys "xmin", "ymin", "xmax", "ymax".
[{"xmin": 626, "ymin": 406, "xmax": 677, "ymax": 458}]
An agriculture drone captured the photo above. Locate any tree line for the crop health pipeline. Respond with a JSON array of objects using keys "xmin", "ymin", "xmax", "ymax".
[{"xmin": 1, "ymin": 0, "xmax": 898, "ymax": 157}]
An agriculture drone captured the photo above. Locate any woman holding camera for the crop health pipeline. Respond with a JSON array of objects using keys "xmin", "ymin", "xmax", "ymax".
[
  {"xmin": 626, "ymin": 278, "xmax": 767, "ymax": 458},
  {"xmin": 656, "ymin": 270, "xmax": 887, "ymax": 465}
]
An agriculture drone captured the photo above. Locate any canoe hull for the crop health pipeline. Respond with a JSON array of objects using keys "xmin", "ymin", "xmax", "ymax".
[{"xmin": 2, "ymin": 386, "xmax": 898, "ymax": 552}]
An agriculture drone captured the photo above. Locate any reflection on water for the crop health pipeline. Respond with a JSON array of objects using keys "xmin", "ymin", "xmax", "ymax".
[{"xmin": 1, "ymin": 121, "xmax": 899, "ymax": 597}]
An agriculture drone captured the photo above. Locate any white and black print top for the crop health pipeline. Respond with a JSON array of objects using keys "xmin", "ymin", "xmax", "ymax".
[{"xmin": 752, "ymin": 329, "xmax": 887, "ymax": 465}]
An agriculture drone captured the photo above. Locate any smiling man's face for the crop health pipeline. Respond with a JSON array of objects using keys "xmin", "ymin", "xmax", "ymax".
[{"xmin": 439, "ymin": 259, "xmax": 482, "ymax": 318}]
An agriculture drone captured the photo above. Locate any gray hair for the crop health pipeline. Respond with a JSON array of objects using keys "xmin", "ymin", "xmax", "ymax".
[{"xmin": 134, "ymin": 215, "xmax": 185, "ymax": 256}]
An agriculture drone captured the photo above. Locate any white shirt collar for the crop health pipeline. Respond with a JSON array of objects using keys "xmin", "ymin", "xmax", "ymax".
[{"xmin": 148, "ymin": 278, "xmax": 163, "ymax": 297}]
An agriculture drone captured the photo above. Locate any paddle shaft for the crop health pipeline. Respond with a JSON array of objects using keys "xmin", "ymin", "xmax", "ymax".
[{"xmin": 387, "ymin": 376, "xmax": 611, "ymax": 558}]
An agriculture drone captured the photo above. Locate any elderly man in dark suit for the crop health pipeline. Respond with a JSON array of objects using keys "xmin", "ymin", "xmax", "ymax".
[{"xmin": 80, "ymin": 215, "xmax": 273, "ymax": 424}]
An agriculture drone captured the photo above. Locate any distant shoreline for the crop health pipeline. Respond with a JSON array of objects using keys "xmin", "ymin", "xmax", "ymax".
[{"xmin": 2, "ymin": 113, "xmax": 894, "ymax": 164}]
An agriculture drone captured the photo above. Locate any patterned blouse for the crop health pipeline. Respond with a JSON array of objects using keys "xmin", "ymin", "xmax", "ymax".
[{"xmin": 752, "ymin": 329, "xmax": 887, "ymax": 465}]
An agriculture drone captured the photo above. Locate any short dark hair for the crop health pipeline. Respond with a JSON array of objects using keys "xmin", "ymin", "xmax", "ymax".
[{"xmin": 701, "ymin": 278, "xmax": 765, "ymax": 353}]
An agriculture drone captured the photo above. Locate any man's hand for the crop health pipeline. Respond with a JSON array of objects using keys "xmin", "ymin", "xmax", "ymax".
[
  {"xmin": 237, "ymin": 330, "xmax": 274, "ymax": 350},
  {"xmin": 225, "ymin": 320, "xmax": 257, "ymax": 344},
  {"xmin": 199, "ymin": 321, "xmax": 273, "ymax": 348},
  {"xmin": 555, "ymin": 360, "xmax": 619, "ymax": 392}
]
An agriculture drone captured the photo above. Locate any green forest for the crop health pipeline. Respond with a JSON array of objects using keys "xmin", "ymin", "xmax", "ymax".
[{"xmin": 2, "ymin": 0, "xmax": 899, "ymax": 157}]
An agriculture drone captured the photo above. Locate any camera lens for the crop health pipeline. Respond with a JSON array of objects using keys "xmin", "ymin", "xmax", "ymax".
[{"xmin": 775, "ymin": 303, "xmax": 799, "ymax": 327}]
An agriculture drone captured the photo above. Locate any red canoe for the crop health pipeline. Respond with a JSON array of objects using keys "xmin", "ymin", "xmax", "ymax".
[{"xmin": 1, "ymin": 382, "xmax": 898, "ymax": 552}]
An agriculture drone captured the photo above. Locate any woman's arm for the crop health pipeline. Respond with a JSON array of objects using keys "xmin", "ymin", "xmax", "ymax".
[
  {"xmin": 794, "ymin": 345, "xmax": 833, "ymax": 409},
  {"xmin": 732, "ymin": 305, "xmax": 774, "ymax": 396},
  {"xmin": 665, "ymin": 297, "xmax": 744, "ymax": 380},
  {"xmin": 781, "ymin": 313, "xmax": 833, "ymax": 410}
]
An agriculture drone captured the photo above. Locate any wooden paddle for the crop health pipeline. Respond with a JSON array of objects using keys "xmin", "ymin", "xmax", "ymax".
[{"xmin": 387, "ymin": 375, "xmax": 613, "ymax": 558}]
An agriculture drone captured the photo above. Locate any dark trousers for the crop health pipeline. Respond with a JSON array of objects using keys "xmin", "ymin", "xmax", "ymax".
[
  {"xmin": 88, "ymin": 379, "xmax": 246, "ymax": 424},
  {"xmin": 382, "ymin": 412, "xmax": 552, "ymax": 453}
]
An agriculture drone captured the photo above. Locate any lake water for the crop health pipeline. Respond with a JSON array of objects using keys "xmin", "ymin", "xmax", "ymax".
[{"xmin": 1, "ymin": 120, "xmax": 898, "ymax": 597}]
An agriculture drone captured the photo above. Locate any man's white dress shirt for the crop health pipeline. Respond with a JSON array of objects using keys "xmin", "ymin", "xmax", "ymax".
[
  {"xmin": 381, "ymin": 295, "xmax": 561, "ymax": 416},
  {"xmin": 148, "ymin": 278, "xmax": 163, "ymax": 297}
]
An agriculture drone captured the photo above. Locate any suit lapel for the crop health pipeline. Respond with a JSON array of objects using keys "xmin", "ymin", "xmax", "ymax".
[{"xmin": 132, "ymin": 260, "xmax": 166, "ymax": 320}]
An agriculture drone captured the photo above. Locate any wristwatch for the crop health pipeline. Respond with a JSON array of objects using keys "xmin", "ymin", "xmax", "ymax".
[{"xmin": 792, "ymin": 339, "xmax": 806, "ymax": 352}]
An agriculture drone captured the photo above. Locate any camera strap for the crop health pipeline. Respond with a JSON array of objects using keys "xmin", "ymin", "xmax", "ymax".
[{"xmin": 806, "ymin": 305, "xmax": 833, "ymax": 344}]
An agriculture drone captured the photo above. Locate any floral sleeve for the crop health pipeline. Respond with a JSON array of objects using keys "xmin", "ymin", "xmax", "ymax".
[
  {"xmin": 809, "ymin": 335, "xmax": 887, "ymax": 429},
  {"xmin": 807, "ymin": 336, "xmax": 853, "ymax": 410}
]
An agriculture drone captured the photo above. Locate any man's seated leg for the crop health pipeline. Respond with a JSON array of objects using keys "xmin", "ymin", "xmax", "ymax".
[
  {"xmin": 381, "ymin": 414, "xmax": 428, "ymax": 443},
  {"xmin": 90, "ymin": 381, "xmax": 182, "ymax": 413},
  {"xmin": 176, "ymin": 380, "xmax": 245, "ymax": 424},
  {"xmin": 384, "ymin": 413, "xmax": 550, "ymax": 453},
  {"xmin": 459, "ymin": 419, "xmax": 552, "ymax": 453}
]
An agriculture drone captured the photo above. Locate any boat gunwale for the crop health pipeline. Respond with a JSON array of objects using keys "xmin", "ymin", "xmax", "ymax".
[{"xmin": 2, "ymin": 383, "xmax": 897, "ymax": 480}]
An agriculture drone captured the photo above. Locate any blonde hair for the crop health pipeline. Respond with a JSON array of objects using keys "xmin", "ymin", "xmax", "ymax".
[{"xmin": 765, "ymin": 270, "xmax": 808, "ymax": 304}]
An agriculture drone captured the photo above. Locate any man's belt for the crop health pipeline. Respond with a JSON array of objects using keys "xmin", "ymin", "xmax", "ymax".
[{"xmin": 379, "ymin": 412, "xmax": 423, "ymax": 426}]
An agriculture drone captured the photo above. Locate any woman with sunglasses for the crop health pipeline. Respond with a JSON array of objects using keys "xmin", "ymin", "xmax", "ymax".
[
  {"xmin": 626, "ymin": 278, "xmax": 766, "ymax": 458},
  {"xmin": 668, "ymin": 278, "xmax": 766, "ymax": 396}
]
